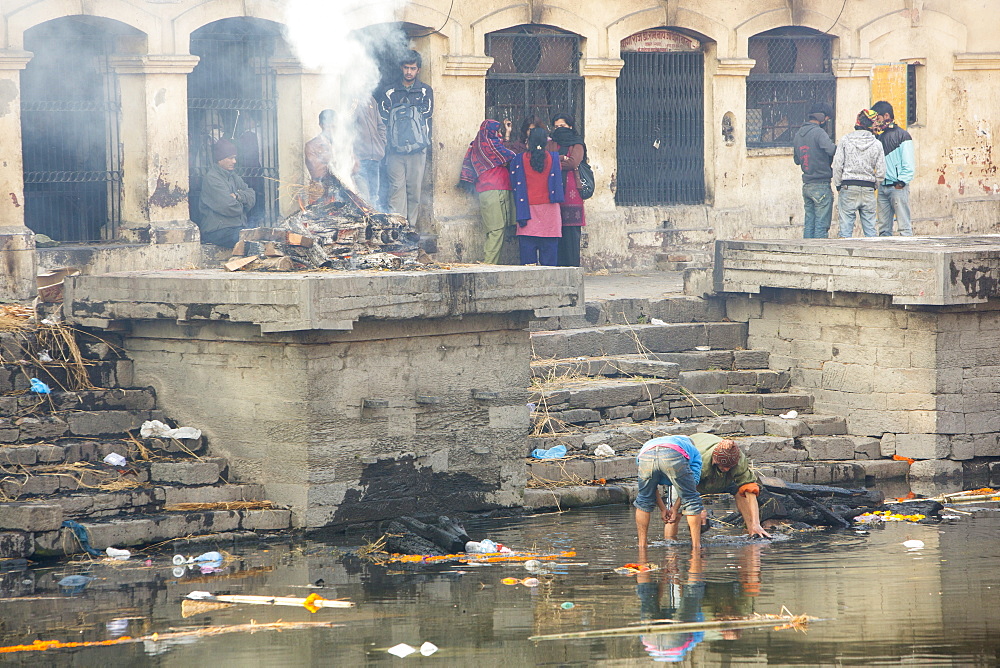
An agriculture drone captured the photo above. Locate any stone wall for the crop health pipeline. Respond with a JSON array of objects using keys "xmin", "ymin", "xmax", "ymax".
[{"xmin": 728, "ymin": 289, "xmax": 1000, "ymax": 462}]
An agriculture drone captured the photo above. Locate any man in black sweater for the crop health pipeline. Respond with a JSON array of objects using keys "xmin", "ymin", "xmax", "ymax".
[{"xmin": 792, "ymin": 103, "xmax": 837, "ymax": 238}]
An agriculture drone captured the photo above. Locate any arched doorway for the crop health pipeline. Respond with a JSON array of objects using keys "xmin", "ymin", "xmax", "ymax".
[
  {"xmin": 188, "ymin": 18, "xmax": 285, "ymax": 226},
  {"xmin": 615, "ymin": 29, "xmax": 705, "ymax": 206},
  {"xmin": 485, "ymin": 25, "xmax": 583, "ymax": 132},
  {"xmin": 21, "ymin": 17, "xmax": 141, "ymax": 242}
]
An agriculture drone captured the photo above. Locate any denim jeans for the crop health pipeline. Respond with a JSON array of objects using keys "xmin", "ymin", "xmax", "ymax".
[
  {"xmin": 838, "ymin": 185, "xmax": 878, "ymax": 237},
  {"xmin": 877, "ymin": 183, "xmax": 913, "ymax": 236},
  {"xmin": 634, "ymin": 447, "xmax": 704, "ymax": 516},
  {"xmin": 802, "ymin": 181, "xmax": 833, "ymax": 238},
  {"xmin": 356, "ymin": 159, "xmax": 382, "ymax": 210},
  {"xmin": 518, "ymin": 236, "xmax": 558, "ymax": 266}
]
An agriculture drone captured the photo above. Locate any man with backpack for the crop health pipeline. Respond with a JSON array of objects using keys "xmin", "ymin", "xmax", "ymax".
[{"xmin": 380, "ymin": 50, "xmax": 433, "ymax": 225}]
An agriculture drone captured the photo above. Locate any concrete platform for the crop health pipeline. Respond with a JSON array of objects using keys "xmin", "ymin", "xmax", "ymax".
[
  {"xmin": 65, "ymin": 265, "xmax": 583, "ymax": 332},
  {"xmin": 715, "ymin": 236, "xmax": 1000, "ymax": 305}
]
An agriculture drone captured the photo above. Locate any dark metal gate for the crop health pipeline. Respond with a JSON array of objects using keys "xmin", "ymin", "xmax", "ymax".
[
  {"xmin": 21, "ymin": 20, "xmax": 123, "ymax": 242},
  {"xmin": 188, "ymin": 19, "xmax": 280, "ymax": 226},
  {"xmin": 616, "ymin": 51, "xmax": 704, "ymax": 205},
  {"xmin": 485, "ymin": 27, "xmax": 583, "ymax": 131}
]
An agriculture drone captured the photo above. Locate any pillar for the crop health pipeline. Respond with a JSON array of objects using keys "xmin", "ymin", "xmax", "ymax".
[
  {"xmin": 0, "ymin": 50, "xmax": 36, "ymax": 300},
  {"xmin": 711, "ymin": 58, "xmax": 756, "ymax": 209},
  {"xmin": 273, "ymin": 59, "xmax": 325, "ymax": 218},
  {"xmin": 832, "ymin": 59, "xmax": 875, "ymax": 138},
  {"xmin": 109, "ymin": 55, "xmax": 201, "ymax": 244}
]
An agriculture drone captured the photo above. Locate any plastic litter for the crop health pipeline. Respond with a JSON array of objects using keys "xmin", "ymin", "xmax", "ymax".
[
  {"xmin": 593, "ymin": 444, "xmax": 615, "ymax": 457},
  {"xmin": 419, "ymin": 642, "xmax": 438, "ymax": 656},
  {"xmin": 38, "ymin": 350, "xmax": 53, "ymax": 363},
  {"xmin": 105, "ymin": 547, "xmax": 131, "ymax": 560},
  {"xmin": 650, "ymin": 318, "xmax": 666, "ymax": 325},
  {"xmin": 387, "ymin": 643, "xmax": 416, "ymax": 658},
  {"xmin": 561, "ymin": 602, "xmax": 575, "ymax": 610},
  {"xmin": 140, "ymin": 420, "xmax": 202, "ymax": 441},
  {"xmin": 694, "ymin": 345, "xmax": 711, "ymax": 351},
  {"xmin": 903, "ymin": 539, "xmax": 925, "ymax": 550},
  {"xmin": 780, "ymin": 410, "xmax": 799, "ymax": 419},
  {"xmin": 530, "ymin": 444, "xmax": 567, "ymax": 459},
  {"xmin": 103, "ymin": 453, "xmax": 127, "ymax": 468},
  {"xmin": 501, "ymin": 577, "xmax": 539, "ymax": 587},
  {"xmin": 172, "ymin": 551, "xmax": 224, "ymax": 568},
  {"xmin": 57, "ymin": 575, "xmax": 93, "ymax": 594},
  {"xmin": 29, "ymin": 378, "xmax": 51, "ymax": 394},
  {"xmin": 106, "ymin": 619, "xmax": 129, "ymax": 637}
]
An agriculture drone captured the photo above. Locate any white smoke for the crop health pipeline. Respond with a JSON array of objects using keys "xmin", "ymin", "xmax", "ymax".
[{"xmin": 284, "ymin": 0, "xmax": 410, "ymax": 191}]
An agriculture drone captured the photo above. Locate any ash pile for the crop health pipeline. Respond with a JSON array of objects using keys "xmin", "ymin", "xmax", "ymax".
[{"xmin": 224, "ymin": 175, "xmax": 424, "ymax": 272}]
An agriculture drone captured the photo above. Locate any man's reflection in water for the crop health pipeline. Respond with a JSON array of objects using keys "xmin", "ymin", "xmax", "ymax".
[{"xmin": 635, "ymin": 543, "xmax": 763, "ymax": 661}]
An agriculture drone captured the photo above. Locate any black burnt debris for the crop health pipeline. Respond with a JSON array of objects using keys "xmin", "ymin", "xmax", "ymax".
[{"xmin": 225, "ymin": 174, "xmax": 423, "ymax": 272}]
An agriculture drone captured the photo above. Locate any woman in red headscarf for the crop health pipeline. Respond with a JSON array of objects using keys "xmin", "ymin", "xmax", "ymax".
[{"xmin": 460, "ymin": 119, "xmax": 518, "ymax": 264}]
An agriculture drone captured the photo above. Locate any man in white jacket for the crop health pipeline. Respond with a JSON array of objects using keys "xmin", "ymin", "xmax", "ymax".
[{"xmin": 832, "ymin": 109, "xmax": 886, "ymax": 238}]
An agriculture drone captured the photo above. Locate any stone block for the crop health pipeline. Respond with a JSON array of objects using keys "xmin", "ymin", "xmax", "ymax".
[
  {"xmin": 0, "ymin": 503, "xmax": 63, "ymax": 531},
  {"xmin": 798, "ymin": 436, "xmax": 855, "ymax": 460},
  {"xmin": 706, "ymin": 322, "xmax": 747, "ymax": 350},
  {"xmin": 116, "ymin": 360, "xmax": 135, "ymax": 387},
  {"xmin": 973, "ymin": 434, "xmax": 1000, "ymax": 457},
  {"xmin": 850, "ymin": 437, "xmax": 882, "ymax": 459},
  {"xmin": 566, "ymin": 382, "xmax": 656, "ymax": 409},
  {"xmin": 66, "ymin": 411, "xmax": 149, "ymax": 437},
  {"xmin": 582, "ymin": 433, "xmax": 611, "ymax": 448},
  {"xmin": 677, "ymin": 371, "xmax": 727, "ymax": 393},
  {"xmin": 14, "ymin": 416, "xmax": 68, "ymax": 441},
  {"xmin": 895, "ymin": 434, "xmax": 950, "ymax": 460},
  {"xmin": 522, "ymin": 484, "xmax": 631, "ymax": 510},
  {"xmin": 526, "ymin": 459, "xmax": 595, "ymax": 483},
  {"xmin": 854, "ymin": 459, "xmax": 910, "ymax": 480},
  {"xmin": 593, "ymin": 457, "xmax": 636, "ymax": 481},
  {"xmin": 614, "ymin": 359, "xmax": 681, "ymax": 379},
  {"xmin": 799, "ymin": 414, "xmax": 848, "ymax": 435},
  {"xmin": 760, "ymin": 394, "xmax": 812, "ymax": 411},
  {"xmin": 761, "ymin": 417, "xmax": 808, "ymax": 438},
  {"xmin": 241, "ymin": 509, "xmax": 292, "ymax": 531},
  {"xmin": 0, "ymin": 531, "xmax": 33, "ymax": 559},
  {"xmin": 908, "ymin": 459, "xmax": 963, "ymax": 480},
  {"xmin": 732, "ymin": 350, "xmax": 769, "ymax": 370},
  {"xmin": 30, "ymin": 444, "xmax": 65, "ymax": 464},
  {"xmin": 83, "ymin": 518, "xmax": 157, "ymax": 548},
  {"xmin": 551, "ymin": 409, "xmax": 601, "ymax": 425},
  {"xmin": 150, "ymin": 461, "xmax": 224, "ymax": 486},
  {"xmin": 603, "ymin": 406, "xmax": 634, "ymax": 420},
  {"xmin": 0, "ymin": 446, "xmax": 37, "ymax": 466},
  {"xmin": 631, "ymin": 406, "xmax": 654, "ymax": 421},
  {"xmin": 949, "ymin": 435, "xmax": 975, "ymax": 461},
  {"xmin": 722, "ymin": 394, "xmax": 762, "ymax": 414},
  {"xmin": 2, "ymin": 474, "xmax": 61, "ymax": 499},
  {"xmin": 740, "ymin": 436, "xmax": 806, "ymax": 462}
]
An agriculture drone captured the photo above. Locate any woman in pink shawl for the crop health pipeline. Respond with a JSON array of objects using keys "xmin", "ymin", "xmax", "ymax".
[{"xmin": 460, "ymin": 119, "xmax": 517, "ymax": 264}]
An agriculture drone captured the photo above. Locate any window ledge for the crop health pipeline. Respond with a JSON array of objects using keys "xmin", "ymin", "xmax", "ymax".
[{"xmin": 747, "ymin": 147, "xmax": 794, "ymax": 157}]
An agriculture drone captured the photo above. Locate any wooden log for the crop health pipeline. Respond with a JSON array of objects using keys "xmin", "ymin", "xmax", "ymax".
[
  {"xmin": 224, "ymin": 256, "xmax": 258, "ymax": 272},
  {"xmin": 760, "ymin": 476, "xmax": 884, "ymax": 508},
  {"xmin": 790, "ymin": 492, "xmax": 851, "ymax": 528},
  {"xmin": 395, "ymin": 516, "xmax": 470, "ymax": 553}
]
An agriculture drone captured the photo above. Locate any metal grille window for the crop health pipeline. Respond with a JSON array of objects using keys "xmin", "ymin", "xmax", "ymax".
[
  {"xmin": 189, "ymin": 19, "xmax": 281, "ymax": 227},
  {"xmin": 907, "ymin": 64, "xmax": 918, "ymax": 126},
  {"xmin": 485, "ymin": 26, "xmax": 582, "ymax": 134},
  {"xmin": 746, "ymin": 29, "xmax": 834, "ymax": 148},
  {"xmin": 21, "ymin": 19, "xmax": 124, "ymax": 243}
]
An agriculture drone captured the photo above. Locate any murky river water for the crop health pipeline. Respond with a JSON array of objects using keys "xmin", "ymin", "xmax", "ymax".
[{"xmin": 1, "ymin": 494, "xmax": 999, "ymax": 666}]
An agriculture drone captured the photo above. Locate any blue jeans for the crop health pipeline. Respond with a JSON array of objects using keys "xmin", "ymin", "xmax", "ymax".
[
  {"xmin": 634, "ymin": 447, "xmax": 704, "ymax": 516},
  {"xmin": 518, "ymin": 236, "xmax": 558, "ymax": 266},
  {"xmin": 356, "ymin": 159, "xmax": 382, "ymax": 210},
  {"xmin": 877, "ymin": 183, "xmax": 912, "ymax": 236},
  {"xmin": 838, "ymin": 185, "xmax": 878, "ymax": 237},
  {"xmin": 802, "ymin": 182, "xmax": 833, "ymax": 238}
]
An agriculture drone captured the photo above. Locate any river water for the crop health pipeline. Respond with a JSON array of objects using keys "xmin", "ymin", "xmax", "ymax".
[{"xmin": 1, "ymin": 494, "xmax": 998, "ymax": 666}]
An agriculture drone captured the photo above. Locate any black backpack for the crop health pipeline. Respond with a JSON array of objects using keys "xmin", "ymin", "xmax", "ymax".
[{"xmin": 388, "ymin": 103, "xmax": 430, "ymax": 154}]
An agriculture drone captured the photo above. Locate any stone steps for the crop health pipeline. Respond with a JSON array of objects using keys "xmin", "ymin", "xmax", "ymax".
[
  {"xmin": 530, "ymin": 295, "xmax": 726, "ymax": 332},
  {"xmin": 530, "ymin": 322, "xmax": 748, "ymax": 360},
  {"xmin": 1, "ymin": 409, "xmax": 170, "ymax": 443},
  {"xmin": 531, "ymin": 349, "xmax": 772, "ymax": 379},
  {"xmin": 0, "ymin": 359, "xmax": 132, "ymax": 393},
  {"xmin": 1, "ymin": 388, "xmax": 157, "ymax": 415}
]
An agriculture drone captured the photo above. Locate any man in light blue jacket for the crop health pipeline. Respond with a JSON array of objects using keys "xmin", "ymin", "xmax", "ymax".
[{"xmin": 872, "ymin": 100, "xmax": 915, "ymax": 236}]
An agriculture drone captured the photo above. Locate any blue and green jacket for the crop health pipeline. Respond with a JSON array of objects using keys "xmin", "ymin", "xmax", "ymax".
[{"xmin": 878, "ymin": 124, "xmax": 915, "ymax": 186}]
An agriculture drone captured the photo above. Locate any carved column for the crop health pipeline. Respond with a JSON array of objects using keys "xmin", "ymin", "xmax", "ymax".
[
  {"xmin": 109, "ymin": 55, "xmax": 201, "ymax": 244},
  {"xmin": 272, "ymin": 58, "xmax": 325, "ymax": 218},
  {"xmin": 0, "ymin": 51, "xmax": 36, "ymax": 300}
]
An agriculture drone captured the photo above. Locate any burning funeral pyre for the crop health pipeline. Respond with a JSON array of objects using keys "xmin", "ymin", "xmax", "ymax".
[{"xmin": 224, "ymin": 175, "xmax": 423, "ymax": 272}]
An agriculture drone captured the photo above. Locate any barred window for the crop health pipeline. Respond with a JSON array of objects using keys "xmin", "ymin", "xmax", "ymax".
[
  {"xmin": 485, "ymin": 26, "xmax": 583, "ymax": 134},
  {"xmin": 746, "ymin": 28, "xmax": 834, "ymax": 148}
]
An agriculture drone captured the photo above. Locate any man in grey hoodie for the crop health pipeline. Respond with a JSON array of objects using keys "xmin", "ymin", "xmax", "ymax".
[
  {"xmin": 832, "ymin": 109, "xmax": 886, "ymax": 238},
  {"xmin": 792, "ymin": 103, "xmax": 836, "ymax": 238}
]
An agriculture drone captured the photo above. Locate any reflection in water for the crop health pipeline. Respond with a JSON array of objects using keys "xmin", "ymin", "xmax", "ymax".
[{"xmin": 0, "ymin": 504, "xmax": 998, "ymax": 666}]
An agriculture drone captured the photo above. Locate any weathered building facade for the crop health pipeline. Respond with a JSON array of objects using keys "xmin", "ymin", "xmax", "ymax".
[{"xmin": 1, "ymin": 1, "xmax": 998, "ymax": 292}]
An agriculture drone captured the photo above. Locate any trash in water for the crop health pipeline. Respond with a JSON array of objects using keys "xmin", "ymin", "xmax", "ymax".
[
  {"xmin": 29, "ymin": 378, "xmax": 51, "ymax": 394},
  {"xmin": 523, "ymin": 559, "xmax": 546, "ymax": 573},
  {"xmin": 780, "ymin": 410, "xmax": 798, "ymax": 419},
  {"xmin": 105, "ymin": 547, "xmax": 130, "ymax": 560},
  {"xmin": 613, "ymin": 563, "xmax": 660, "ymax": 576},
  {"xmin": 106, "ymin": 619, "xmax": 129, "ymax": 637},
  {"xmin": 593, "ymin": 443, "xmax": 615, "ymax": 457},
  {"xmin": 419, "ymin": 642, "xmax": 438, "ymax": 656},
  {"xmin": 856, "ymin": 511, "xmax": 926, "ymax": 523},
  {"xmin": 501, "ymin": 577, "xmax": 539, "ymax": 587},
  {"xmin": 561, "ymin": 602, "xmax": 575, "ymax": 610},
  {"xmin": 530, "ymin": 444, "xmax": 567, "ymax": 459},
  {"xmin": 173, "ymin": 551, "xmax": 224, "ymax": 566},
  {"xmin": 184, "ymin": 591, "xmax": 354, "ymax": 613},
  {"xmin": 387, "ymin": 643, "xmax": 416, "ymax": 658},
  {"xmin": 103, "ymin": 453, "xmax": 127, "ymax": 468},
  {"xmin": 465, "ymin": 539, "xmax": 512, "ymax": 555},
  {"xmin": 57, "ymin": 574, "xmax": 93, "ymax": 594},
  {"xmin": 903, "ymin": 539, "xmax": 925, "ymax": 550},
  {"xmin": 140, "ymin": 420, "xmax": 202, "ymax": 440}
]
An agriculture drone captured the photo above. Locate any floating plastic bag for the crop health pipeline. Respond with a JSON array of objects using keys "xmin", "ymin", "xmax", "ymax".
[
  {"xmin": 140, "ymin": 420, "xmax": 202, "ymax": 440},
  {"xmin": 387, "ymin": 643, "xmax": 416, "ymax": 658},
  {"xmin": 593, "ymin": 444, "xmax": 615, "ymax": 457},
  {"xmin": 420, "ymin": 642, "xmax": 438, "ymax": 656},
  {"xmin": 531, "ymin": 444, "xmax": 567, "ymax": 459},
  {"xmin": 103, "ymin": 453, "xmax": 127, "ymax": 468},
  {"xmin": 105, "ymin": 547, "xmax": 131, "ymax": 560},
  {"xmin": 29, "ymin": 378, "xmax": 51, "ymax": 394}
]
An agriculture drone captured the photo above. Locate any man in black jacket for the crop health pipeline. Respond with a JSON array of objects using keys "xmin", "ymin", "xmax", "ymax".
[
  {"xmin": 379, "ymin": 50, "xmax": 433, "ymax": 225},
  {"xmin": 792, "ymin": 103, "xmax": 836, "ymax": 238}
]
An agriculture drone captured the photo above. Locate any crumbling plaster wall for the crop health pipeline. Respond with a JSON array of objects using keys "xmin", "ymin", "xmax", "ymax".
[
  {"xmin": 121, "ymin": 314, "xmax": 531, "ymax": 527},
  {"xmin": 728, "ymin": 289, "xmax": 1000, "ymax": 463}
]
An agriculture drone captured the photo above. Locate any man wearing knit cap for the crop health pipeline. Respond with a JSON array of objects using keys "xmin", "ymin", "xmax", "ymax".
[
  {"xmin": 832, "ymin": 109, "xmax": 886, "ymax": 237},
  {"xmin": 792, "ymin": 102, "xmax": 836, "ymax": 238},
  {"xmin": 678, "ymin": 434, "xmax": 772, "ymax": 539},
  {"xmin": 197, "ymin": 138, "xmax": 256, "ymax": 247}
]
